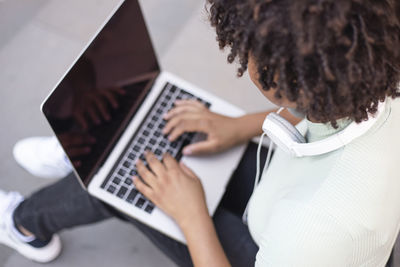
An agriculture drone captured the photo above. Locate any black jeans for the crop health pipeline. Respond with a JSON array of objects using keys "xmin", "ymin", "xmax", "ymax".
[{"xmin": 13, "ymin": 143, "xmax": 266, "ymax": 267}]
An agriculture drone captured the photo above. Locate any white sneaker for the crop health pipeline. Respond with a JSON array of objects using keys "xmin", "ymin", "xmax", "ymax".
[
  {"xmin": 0, "ymin": 190, "xmax": 62, "ymax": 263},
  {"xmin": 13, "ymin": 136, "xmax": 72, "ymax": 179}
]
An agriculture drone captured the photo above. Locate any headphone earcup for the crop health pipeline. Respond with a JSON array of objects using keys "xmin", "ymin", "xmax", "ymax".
[
  {"xmin": 262, "ymin": 112, "xmax": 306, "ymax": 157},
  {"xmin": 265, "ymin": 113, "xmax": 306, "ymax": 143}
]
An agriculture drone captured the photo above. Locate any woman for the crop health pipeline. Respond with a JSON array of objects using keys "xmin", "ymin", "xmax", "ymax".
[
  {"xmin": 1, "ymin": 0, "xmax": 400, "ymax": 266},
  {"xmin": 134, "ymin": 0, "xmax": 400, "ymax": 266}
]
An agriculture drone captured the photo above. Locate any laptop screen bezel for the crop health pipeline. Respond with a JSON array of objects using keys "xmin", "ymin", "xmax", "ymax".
[{"xmin": 41, "ymin": 0, "xmax": 161, "ymax": 188}]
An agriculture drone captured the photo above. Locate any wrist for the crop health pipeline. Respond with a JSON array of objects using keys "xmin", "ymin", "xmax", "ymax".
[
  {"xmin": 235, "ymin": 113, "xmax": 267, "ymax": 142},
  {"xmin": 232, "ymin": 116, "xmax": 251, "ymax": 144},
  {"xmin": 177, "ymin": 207, "xmax": 211, "ymax": 232}
]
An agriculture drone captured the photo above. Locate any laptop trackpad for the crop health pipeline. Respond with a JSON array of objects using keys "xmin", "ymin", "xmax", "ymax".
[{"xmin": 180, "ymin": 144, "xmax": 246, "ymax": 215}]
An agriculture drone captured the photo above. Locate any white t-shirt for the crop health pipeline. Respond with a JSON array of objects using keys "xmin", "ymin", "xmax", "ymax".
[{"xmin": 247, "ymin": 98, "xmax": 400, "ymax": 266}]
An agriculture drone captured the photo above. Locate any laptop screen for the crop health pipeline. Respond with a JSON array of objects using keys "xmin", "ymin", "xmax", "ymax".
[{"xmin": 42, "ymin": 0, "xmax": 160, "ymax": 186}]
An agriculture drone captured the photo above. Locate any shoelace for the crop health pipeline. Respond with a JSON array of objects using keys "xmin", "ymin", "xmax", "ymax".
[{"xmin": 242, "ymin": 107, "xmax": 284, "ymax": 224}]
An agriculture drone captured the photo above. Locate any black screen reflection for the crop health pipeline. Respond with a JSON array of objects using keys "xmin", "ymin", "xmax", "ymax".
[
  {"xmin": 42, "ymin": 0, "xmax": 159, "ymax": 185},
  {"xmin": 45, "ymin": 78, "xmax": 151, "ymax": 185}
]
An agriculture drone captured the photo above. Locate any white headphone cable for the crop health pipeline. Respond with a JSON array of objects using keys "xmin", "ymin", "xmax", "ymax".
[{"xmin": 242, "ymin": 107, "xmax": 284, "ymax": 224}]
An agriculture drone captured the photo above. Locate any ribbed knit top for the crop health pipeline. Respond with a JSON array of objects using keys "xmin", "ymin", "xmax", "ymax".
[{"xmin": 247, "ymin": 98, "xmax": 400, "ymax": 266}]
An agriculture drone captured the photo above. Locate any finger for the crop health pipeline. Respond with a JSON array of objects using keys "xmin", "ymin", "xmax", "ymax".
[
  {"xmin": 74, "ymin": 112, "xmax": 88, "ymax": 130},
  {"xmin": 163, "ymin": 105, "xmax": 203, "ymax": 120},
  {"xmin": 136, "ymin": 160, "xmax": 158, "ymax": 189},
  {"xmin": 163, "ymin": 153, "xmax": 180, "ymax": 170},
  {"xmin": 133, "ymin": 176, "xmax": 154, "ymax": 201},
  {"xmin": 167, "ymin": 115, "xmax": 206, "ymax": 141},
  {"xmin": 67, "ymin": 146, "xmax": 91, "ymax": 157},
  {"xmin": 111, "ymin": 87, "xmax": 126, "ymax": 95},
  {"xmin": 162, "ymin": 115, "xmax": 181, "ymax": 135},
  {"xmin": 163, "ymin": 114, "xmax": 205, "ymax": 138},
  {"xmin": 175, "ymin": 99, "xmax": 206, "ymax": 109},
  {"xmin": 182, "ymin": 140, "xmax": 217, "ymax": 156},
  {"xmin": 145, "ymin": 151, "xmax": 166, "ymax": 177},
  {"xmin": 87, "ymin": 104, "xmax": 101, "ymax": 125},
  {"xmin": 179, "ymin": 162, "xmax": 197, "ymax": 179},
  {"xmin": 103, "ymin": 90, "xmax": 119, "ymax": 109},
  {"xmin": 94, "ymin": 95, "xmax": 111, "ymax": 121},
  {"xmin": 61, "ymin": 133, "xmax": 96, "ymax": 146}
]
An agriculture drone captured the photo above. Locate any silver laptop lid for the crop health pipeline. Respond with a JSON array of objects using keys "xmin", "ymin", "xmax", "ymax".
[{"xmin": 41, "ymin": 0, "xmax": 160, "ymax": 187}]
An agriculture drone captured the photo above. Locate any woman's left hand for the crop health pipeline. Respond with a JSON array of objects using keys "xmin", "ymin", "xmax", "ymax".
[{"xmin": 133, "ymin": 151, "xmax": 209, "ymax": 227}]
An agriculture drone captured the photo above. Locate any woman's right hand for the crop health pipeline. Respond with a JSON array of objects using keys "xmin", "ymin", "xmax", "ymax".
[{"xmin": 162, "ymin": 100, "xmax": 245, "ymax": 155}]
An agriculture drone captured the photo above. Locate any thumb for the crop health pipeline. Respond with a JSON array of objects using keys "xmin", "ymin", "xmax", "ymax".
[
  {"xmin": 182, "ymin": 140, "xmax": 217, "ymax": 155},
  {"xmin": 179, "ymin": 162, "xmax": 197, "ymax": 179}
]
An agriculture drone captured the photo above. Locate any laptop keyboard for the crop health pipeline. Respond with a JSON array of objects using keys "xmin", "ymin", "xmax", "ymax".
[{"xmin": 100, "ymin": 82, "xmax": 210, "ymax": 214}]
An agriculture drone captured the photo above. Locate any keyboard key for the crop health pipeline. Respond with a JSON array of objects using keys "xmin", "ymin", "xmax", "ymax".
[
  {"xmin": 118, "ymin": 169, "xmax": 126, "ymax": 176},
  {"xmin": 144, "ymin": 204, "xmax": 155, "ymax": 213},
  {"xmin": 107, "ymin": 185, "xmax": 116, "ymax": 194},
  {"xmin": 123, "ymin": 161, "xmax": 131, "ymax": 168},
  {"xmin": 117, "ymin": 187, "xmax": 128, "ymax": 198},
  {"xmin": 127, "ymin": 189, "xmax": 138, "ymax": 203},
  {"xmin": 158, "ymin": 122, "xmax": 165, "ymax": 129},
  {"xmin": 135, "ymin": 197, "xmax": 146, "ymax": 208},
  {"xmin": 104, "ymin": 86, "xmax": 204, "ymax": 200},
  {"xmin": 113, "ymin": 177, "xmax": 121, "ymax": 184}
]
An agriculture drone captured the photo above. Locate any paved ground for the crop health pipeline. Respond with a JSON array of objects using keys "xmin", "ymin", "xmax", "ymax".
[
  {"xmin": 1, "ymin": 1, "xmax": 399, "ymax": 266},
  {"xmin": 0, "ymin": 0, "xmax": 270, "ymax": 266}
]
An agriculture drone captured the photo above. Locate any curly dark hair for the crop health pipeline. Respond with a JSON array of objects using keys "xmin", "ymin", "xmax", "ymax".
[{"xmin": 207, "ymin": 0, "xmax": 400, "ymax": 126}]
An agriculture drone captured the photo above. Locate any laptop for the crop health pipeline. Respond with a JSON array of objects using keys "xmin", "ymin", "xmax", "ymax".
[{"xmin": 41, "ymin": 0, "xmax": 246, "ymax": 243}]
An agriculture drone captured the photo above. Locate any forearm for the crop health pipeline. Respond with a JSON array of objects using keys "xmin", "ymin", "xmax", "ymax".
[
  {"xmin": 179, "ymin": 212, "xmax": 230, "ymax": 267},
  {"xmin": 236, "ymin": 108, "xmax": 303, "ymax": 142}
]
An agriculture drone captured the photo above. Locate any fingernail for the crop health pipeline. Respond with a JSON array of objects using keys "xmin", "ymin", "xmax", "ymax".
[{"xmin": 183, "ymin": 147, "xmax": 192, "ymax": 155}]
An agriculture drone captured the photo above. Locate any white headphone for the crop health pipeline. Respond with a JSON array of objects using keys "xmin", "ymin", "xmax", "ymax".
[
  {"xmin": 242, "ymin": 100, "xmax": 386, "ymax": 224},
  {"xmin": 263, "ymin": 101, "xmax": 386, "ymax": 157}
]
